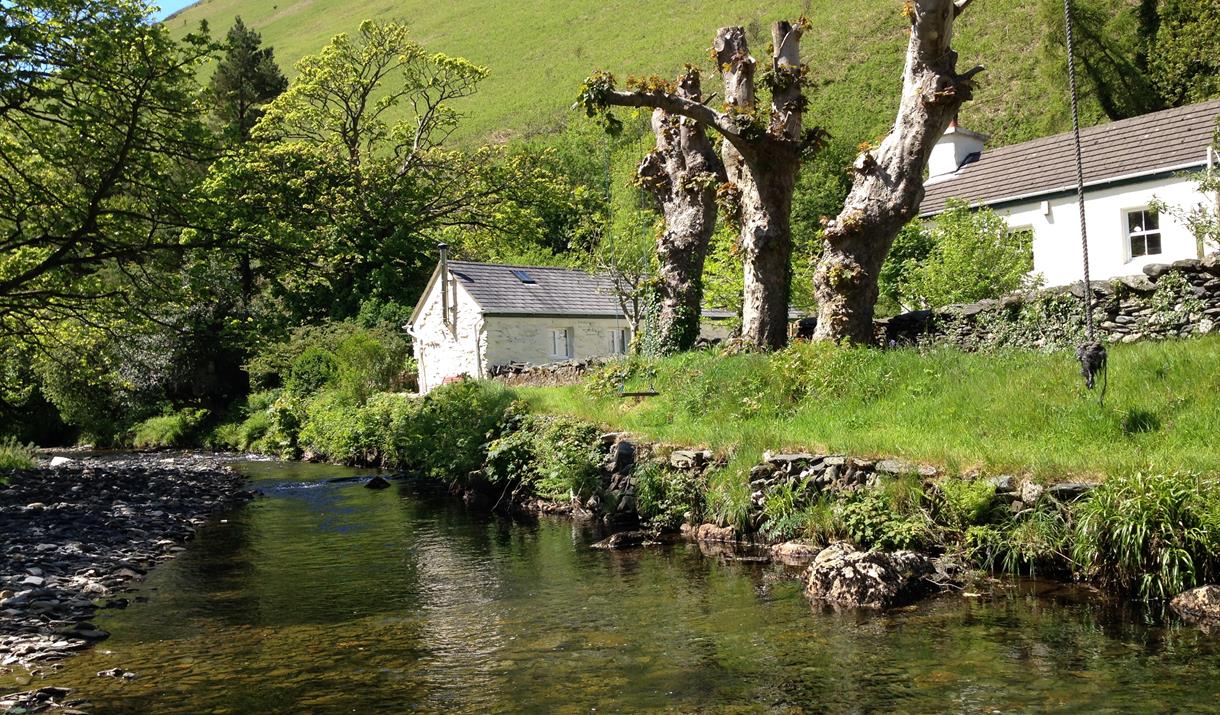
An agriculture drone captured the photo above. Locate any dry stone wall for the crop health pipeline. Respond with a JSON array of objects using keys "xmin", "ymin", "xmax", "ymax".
[{"xmin": 880, "ymin": 255, "xmax": 1220, "ymax": 349}]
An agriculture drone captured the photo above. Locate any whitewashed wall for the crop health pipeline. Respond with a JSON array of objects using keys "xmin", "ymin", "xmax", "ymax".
[
  {"xmin": 411, "ymin": 274, "xmax": 485, "ymax": 395},
  {"xmin": 994, "ymin": 176, "xmax": 1211, "ymax": 287},
  {"xmin": 483, "ymin": 316, "xmax": 628, "ymax": 367}
]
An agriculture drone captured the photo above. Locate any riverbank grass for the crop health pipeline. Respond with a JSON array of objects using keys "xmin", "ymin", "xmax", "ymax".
[
  {"xmin": 518, "ymin": 335, "xmax": 1220, "ymax": 481},
  {"xmin": 0, "ymin": 437, "xmax": 37, "ymax": 474}
]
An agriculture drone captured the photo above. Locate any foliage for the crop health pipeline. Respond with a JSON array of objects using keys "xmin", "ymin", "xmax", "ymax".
[
  {"xmin": 130, "ymin": 409, "xmax": 211, "ymax": 449},
  {"xmin": 208, "ymin": 16, "xmax": 288, "ymax": 140},
  {"xmin": 935, "ymin": 477, "xmax": 997, "ymax": 531},
  {"xmin": 837, "ymin": 478, "xmax": 933, "ymax": 551},
  {"xmin": 635, "ymin": 461, "xmax": 705, "ymax": 530},
  {"xmin": 0, "ymin": 0, "xmax": 220, "ymax": 335},
  {"xmin": 877, "ymin": 221, "xmax": 935, "ymax": 316},
  {"xmin": 897, "ymin": 201, "xmax": 1039, "ymax": 309},
  {"xmin": 1146, "ymin": 0, "xmax": 1220, "ymax": 105},
  {"xmin": 484, "ymin": 408, "xmax": 602, "ymax": 500},
  {"xmin": 0, "ymin": 437, "xmax": 38, "ymax": 471},
  {"xmin": 1072, "ymin": 471, "xmax": 1220, "ymax": 599},
  {"xmin": 966, "ymin": 507, "xmax": 1071, "ymax": 576}
]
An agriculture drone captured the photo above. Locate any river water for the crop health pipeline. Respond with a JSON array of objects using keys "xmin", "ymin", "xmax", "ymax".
[{"xmin": 17, "ymin": 460, "xmax": 1220, "ymax": 714}]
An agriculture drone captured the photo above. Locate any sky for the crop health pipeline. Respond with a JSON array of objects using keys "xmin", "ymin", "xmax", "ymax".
[{"xmin": 153, "ymin": 0, "xmax": 197, "ymax": 20}]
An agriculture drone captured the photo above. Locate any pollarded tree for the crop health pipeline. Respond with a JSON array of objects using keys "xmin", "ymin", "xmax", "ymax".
[
  {"xmin": 580, "ymin": 21, "xmax": 827, "ymax": 350},
  {"xmin": 634, "ymin": 67, "xmax": 726, "ymax": 354},
  {"xmin": 812, "ymin": 0, "xmax": 983, "ymax": 344}
]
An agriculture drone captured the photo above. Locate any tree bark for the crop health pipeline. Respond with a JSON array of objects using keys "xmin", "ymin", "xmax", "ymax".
[
  {"xmin": 637, "ymin": 69, "xmax": 725, "ymax": 354},
  {"xmin": 716, "ymin": 24, "xmax": 805, "ymax": 350},
  {"xmin": 593, "ymin": 20, "xmax": 814, "ymax": 351},
  {"xmin": 813, "ymin": 0, "xmax": 982, "ymax": 344}
]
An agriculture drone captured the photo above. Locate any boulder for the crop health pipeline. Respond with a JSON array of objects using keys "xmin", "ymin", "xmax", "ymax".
[
  {"xmin": 604, "ymin": 439, "xmax": 636, "ymax": 475},
  {"xmin": 363, "ymin": 476, "xmax": 392, "ymax": 490},
  {"xmin": 1171, "ymin": 585, "xmax": 1220, "ymax": 628},
  {"xmin": 48, "ymin": 456, "xmax": 75, "ymax": 468},
  {"xmin": 1019, "ymin": 481, "xmax": 1044, "ymax": 505},
  {"xmin": 803, "ymin": 542, "xmax": 937, "ymax": 609},
  {"xmin": 591, "ymin": 530, "xmax": 650, "ymax": 550},
  {"xmin": 1143, "ymin": 263, "xmax": 1172, "ymax": 279},
  {"xmin": 986, "ymin": 475, "xmax": 1016, "ymax": 493},
  {"xmin": 1047, "ymin": 482, "xmax": 1094, "ymax": 501},
  {"xmin": 771, "ymin": 541, "xmax": 821, "ymax": 566},
  {"xmin": 692, "ymin": 523, "xmax": 736, "ymax": 543}
]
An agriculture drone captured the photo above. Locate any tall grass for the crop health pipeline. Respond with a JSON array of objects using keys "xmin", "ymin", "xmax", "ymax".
[
  {"xmin": 521, "ymin": 336, "xmax": 1220, "ymax": 481},
  {"xmin": 1073, "ymin": 472, "xmax": 1220, "ymax": 600},
  {"xmin": 0, "ymin": 437, "xmax": 38, "ymax": 472}
]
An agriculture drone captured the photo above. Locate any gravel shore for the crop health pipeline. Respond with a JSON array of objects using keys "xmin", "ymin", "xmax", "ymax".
[{"xmin": 0, "ymin": 453, "xmax": 253, "ymax": 712}]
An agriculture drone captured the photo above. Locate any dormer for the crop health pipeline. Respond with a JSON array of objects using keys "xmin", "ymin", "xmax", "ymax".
[{"xmin": 927, "ymin": 120, "xmax": 990, "ymax": 185}]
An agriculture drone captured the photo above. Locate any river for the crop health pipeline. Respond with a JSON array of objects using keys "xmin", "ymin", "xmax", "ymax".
[{"xmin": 18, "ymin": 459, "xmax": 1220, "ymax": 713}]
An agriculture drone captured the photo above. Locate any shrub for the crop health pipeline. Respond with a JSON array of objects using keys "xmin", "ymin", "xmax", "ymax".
[
  {"xmin": 0, "ymin": 437, "xmax": 38, "ymax": 471},
  {"xmin": 484, "ymin": 407, "xmax": 602, "ymax": 500},
  {"xmin": 286, "ymin": 347, "xmax": 339, "ymax": 396},
  {"xmin": 1072, "ymin": 471, "xmax": 1220, "ymax": 599},
  {"xmin": 966, "ymin": 507, "xmax": 1070, "ymax": 576},
  {"xmin": 412, "ymin": 380, "xmax": 514, "ymax": 479},
  {"xmin": 130, "ymin": 409, "xmax": 210, "ymax": 449},
  {"xmin": 635, "ymin": 461, "xmax": 704, "ymax": 530},
  {"xmin": 935, "ymin": 477, "xmax": 997, "ymax": 530},
  {"xmin": 838, "ymin": 475, "xmax": 934, "ymax": 550}
]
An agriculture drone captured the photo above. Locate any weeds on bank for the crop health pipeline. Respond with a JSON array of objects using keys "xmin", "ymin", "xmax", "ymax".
[{"xmin": 0, "ymin": 437, "xmax": 38, "ymax": 473}]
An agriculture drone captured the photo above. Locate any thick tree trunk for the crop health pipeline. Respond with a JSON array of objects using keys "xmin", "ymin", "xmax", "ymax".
[
  {"xmin": 593, "ymin": 19, "xmax": 817, "ymax": 351},
  {"xmin": 637, "ymin": 70, "xmax": 725, "ymax": 354},
  {"xmin": 716, "ymin": 23, "xmax": 805, "ymax": 350},
  {"xmin": 813, "ymin": 0, "xmax": 981, "ymax": 344}
]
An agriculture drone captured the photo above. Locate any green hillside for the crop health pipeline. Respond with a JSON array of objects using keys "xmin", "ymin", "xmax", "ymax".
[{"xmin": 166, "ymin": 0, "xmax": 1100, "ymax": 148}]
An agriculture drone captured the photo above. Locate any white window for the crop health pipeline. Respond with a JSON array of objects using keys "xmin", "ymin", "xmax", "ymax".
[
  {"xmin": 1126, "ymin": 208, "xmax": 1162, "ymax": 259},
  {"xmin": 550, "ymin": 328, "xmax": 572, "ymax": 359},
  {"xmin": 608, "ymin": 328, "xmax": 630, "ymax": 355}
]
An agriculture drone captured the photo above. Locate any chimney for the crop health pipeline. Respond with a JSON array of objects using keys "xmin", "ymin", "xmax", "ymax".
[
  {"xmin": 927, "ymin": 120, "xmax": 989, "ymax": 184},
  {"xmin": 437, "ymin": 243, "xmax": 452, "ymax": 328}
]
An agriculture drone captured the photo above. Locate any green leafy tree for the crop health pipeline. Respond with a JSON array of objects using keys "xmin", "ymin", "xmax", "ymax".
[
  {"xmin": 1147, "ymin": 0, "xmax": 1220, "ymax": 105},
  {"xmin": 0, "ymin": 0, "xmax": 220, "ymax": 337},
  {"xmin": 209, "ymin": 17, "xmax": 287, "ymax": 141},
  {"xmin": 899, "ymin": 201, "xmax": 1040, "ymax": 309}
]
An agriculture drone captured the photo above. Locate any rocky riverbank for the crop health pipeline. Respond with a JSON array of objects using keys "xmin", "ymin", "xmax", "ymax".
[{"xmin": 0, "ymin": 452, "xmax": 252, "ymax": 703}]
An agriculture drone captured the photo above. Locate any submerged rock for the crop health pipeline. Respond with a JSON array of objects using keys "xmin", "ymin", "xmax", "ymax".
[
  {"xmin": 803, "ymin": 542, "xmax": 937, "ymax": 610},
  {"xmin": 1171, "ymin": 585, "xmax": 1220, "ymax": 629},
  {"xmin": 591, "ymin": 530, "xmax": 650, "ymax": 550},
  {"xmin": 364, "ymin": 476, "xmax": 392, "ymax": 490},
  {"xmin": 771, "ymin": 541, "xmax": 820, "ymax": 566}
]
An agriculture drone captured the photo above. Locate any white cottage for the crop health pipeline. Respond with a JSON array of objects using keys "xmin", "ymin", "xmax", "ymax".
[
  {"xmin": 406, "ymin": 250, "xmax": 733, "ymax": 394},
  {"xmin": 920, "ymin": 99, "xmax": 1220, "ymax": 287}
]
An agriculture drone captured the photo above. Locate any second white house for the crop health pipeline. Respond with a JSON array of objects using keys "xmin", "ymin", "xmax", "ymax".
[{"xmin": 919, "ymin": 99, "xmax": 1220, "ymax": 287}]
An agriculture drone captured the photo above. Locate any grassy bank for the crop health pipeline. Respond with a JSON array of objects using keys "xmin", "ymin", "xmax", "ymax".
[{"xmin": 519, "ymin": 336, "xmax": 1220, "ymax": 482}]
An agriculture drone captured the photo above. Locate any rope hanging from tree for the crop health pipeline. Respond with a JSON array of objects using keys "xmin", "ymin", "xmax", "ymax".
[{"xmin": 1062, "ymin": 0, "xmax": 1108, "ymax": 405}]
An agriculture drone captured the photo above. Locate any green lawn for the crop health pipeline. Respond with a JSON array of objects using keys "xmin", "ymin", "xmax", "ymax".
[
  {"xmin": 519, "ymin": 336, "xmax": 1220, "ymax": 482},
  {"xmin": 167, "ymin": 0, "xmax": 1100, "ymax": 147}
]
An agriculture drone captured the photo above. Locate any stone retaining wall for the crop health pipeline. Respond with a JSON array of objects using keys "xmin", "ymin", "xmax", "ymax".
[
  {"xmin": 488, "ymin": 357, "xmax": 608, "ymax": 387},
  {"xmin": 880, "ymin": 255, "xmax": 1220, "ymax": 349}
]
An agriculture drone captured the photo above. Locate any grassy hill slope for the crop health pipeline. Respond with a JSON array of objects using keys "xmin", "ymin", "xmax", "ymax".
[{"xmin": 167, "ymin": 0, "xmax": 1100, "ymax": 148}]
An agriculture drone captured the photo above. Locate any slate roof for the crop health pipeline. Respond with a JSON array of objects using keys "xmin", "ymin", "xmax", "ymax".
[
  {"xmin": 446, "ymin": 261, "xmax": 625, "ymax": 317},
  {"xmin": 919, "ymin": 99, "xmax": 1220, "ymax": 216}
]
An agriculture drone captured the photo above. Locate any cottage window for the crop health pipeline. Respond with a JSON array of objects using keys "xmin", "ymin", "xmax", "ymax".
[
  {"xmin": 550, "ymin": 328, "xmax": 573, "ymax": 359},
  {"xmin": 1126, "ymin": 208, "xmax": 1161, "ymax": 259},
  {"xmin": 608, "ymin": 328, "xmax": 630, "ymax": 355}
]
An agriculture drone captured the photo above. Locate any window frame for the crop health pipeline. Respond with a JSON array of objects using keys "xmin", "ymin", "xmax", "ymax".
[
  {"xmin": 608, "ymin": 327, "xmax": 630, "ymax": 356},
  {"xmin": 1124, "ymin": 207, "xmax": 1162, "ymax": 260},
  {"xmin": 550, "ymin": 327, "xmax": 573, "ymax": 360}
]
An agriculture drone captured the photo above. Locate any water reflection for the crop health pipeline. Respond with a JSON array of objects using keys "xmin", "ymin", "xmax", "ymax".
[{"xmin": 12, "ymin": 459, "xmax": 1220, "ymax": 714}]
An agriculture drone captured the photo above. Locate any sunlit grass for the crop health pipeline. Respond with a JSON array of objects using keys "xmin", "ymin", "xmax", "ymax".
[{"xmin": 518, "ymin": 336, "xmax": 1220, "ymax": 482}]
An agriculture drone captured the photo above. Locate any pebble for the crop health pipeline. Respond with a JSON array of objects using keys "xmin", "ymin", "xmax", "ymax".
[{"xmin": 0, "ymin": 453, "xmax": 252, "ymax": 674}]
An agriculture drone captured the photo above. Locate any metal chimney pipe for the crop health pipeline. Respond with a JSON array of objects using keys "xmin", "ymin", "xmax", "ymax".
[{"xmin": 438, "ymin": 243, "xmax": 450, "ymax": 327}]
